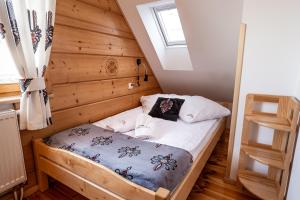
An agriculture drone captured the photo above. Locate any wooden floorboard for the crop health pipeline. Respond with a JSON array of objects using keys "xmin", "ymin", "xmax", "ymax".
[{"xmin": 26, "ymin": 130, "xmax": 259, "ymax": 200}]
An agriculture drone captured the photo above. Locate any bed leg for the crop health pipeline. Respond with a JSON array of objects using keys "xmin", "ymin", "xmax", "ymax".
[
  {"xmin": 33, "ymin": 139, "xmax": 49, "ymax": 192},
  {"xmin": 37, "ymin": 170, "xmax": 49, "ymax": 192},
  {"xmin": 155, "ymin": 188, "xmax": 170, "ymax": 200}
]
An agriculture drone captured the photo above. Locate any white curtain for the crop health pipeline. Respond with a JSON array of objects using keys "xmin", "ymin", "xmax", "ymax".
[{"xmin": 0, "ymin": 0, "xmax": 56, "ymax": 130}]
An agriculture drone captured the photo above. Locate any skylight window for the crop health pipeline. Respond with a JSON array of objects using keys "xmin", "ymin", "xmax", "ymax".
[{"xmin": 153, "ymin": 4, "xmax": 186, "ymax": 46}]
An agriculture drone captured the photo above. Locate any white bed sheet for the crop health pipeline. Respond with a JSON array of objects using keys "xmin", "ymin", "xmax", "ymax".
[{"xmin": 122, "ymin": 118, "xmax": 220, "ymax": 159}]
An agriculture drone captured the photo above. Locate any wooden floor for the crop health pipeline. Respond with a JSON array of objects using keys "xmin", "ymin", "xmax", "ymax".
[
  {"xmin": 26, "ymin": 130, "xmax": 259, "ymax": 200},
  {"xmin": 187, "ymin": 131, "xmax": 259, "ymax": 200}
]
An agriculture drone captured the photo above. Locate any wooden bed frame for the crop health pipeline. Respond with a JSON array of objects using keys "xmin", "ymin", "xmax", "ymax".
[{"xmin": 33, "ymin": 118, "xmax": 226, "ymax": 200}]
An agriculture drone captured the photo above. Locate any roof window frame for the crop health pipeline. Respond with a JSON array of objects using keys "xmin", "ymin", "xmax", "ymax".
[{"xmin": 153, "ymin": 4, "xmax": 186, "ymax": 47}]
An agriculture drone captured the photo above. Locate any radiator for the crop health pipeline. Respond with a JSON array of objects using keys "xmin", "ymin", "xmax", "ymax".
[{"xmin": 0, "ymin": 110, "xmax": 27, "ymax": 194}]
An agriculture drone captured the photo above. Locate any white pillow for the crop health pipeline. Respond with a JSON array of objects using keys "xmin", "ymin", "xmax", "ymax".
[
  {"xmin": 179, "ymin": 96, "xmax": 230, "ymax": 123},
  {"xmin": 140, "ymin": 93, "xmax": 185, "ymax": 113},
  {"xmin": 93, "ymin": 107, "xmax": 143, "ymax": 133}
]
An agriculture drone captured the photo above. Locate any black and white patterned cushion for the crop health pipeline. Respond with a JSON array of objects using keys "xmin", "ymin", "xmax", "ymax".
[{"xmin": 148, "ymin": 97, "xmax": 185, "ymax": 121}]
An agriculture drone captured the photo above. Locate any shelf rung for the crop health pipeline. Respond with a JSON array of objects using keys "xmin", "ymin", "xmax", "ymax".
[
  {"xmin": 238, "ymin": 170, "xmax": 279, "ymax": 200},
  {"xmin": 241, "ymin": 144, "xmax": 285, "ymax": 169},
  {"xmin": 245, "ymin": 114, "xmax": 291, "ymax": 132}
]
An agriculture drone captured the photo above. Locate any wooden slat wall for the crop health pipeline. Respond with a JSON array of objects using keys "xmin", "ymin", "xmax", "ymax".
[{"xmin": 13, "ymin": 0, "xmax": 161, "ymax": 197}]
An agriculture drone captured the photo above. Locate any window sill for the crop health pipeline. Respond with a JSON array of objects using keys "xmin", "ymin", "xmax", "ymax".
[
  {"xmin": 0, "ymin": 83, "xmax": 20, "ymax": 93},
  {"xmin": 0, "ymin": 83, "xmax": 21, "ymax": 105}
]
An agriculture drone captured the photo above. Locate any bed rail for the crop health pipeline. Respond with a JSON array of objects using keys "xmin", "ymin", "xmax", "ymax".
[
  {"xmin": 33, "ymin": 139, "xmax": 170, "ymax": 200},
  {"xmin": 33, "ymin": 118, "xmax": 226, "ymax": 200}
]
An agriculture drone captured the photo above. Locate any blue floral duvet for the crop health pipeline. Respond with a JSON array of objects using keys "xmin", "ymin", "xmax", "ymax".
[{"xmin": 44, "ymin": 124, "xmax": 193, "ymax": 192}]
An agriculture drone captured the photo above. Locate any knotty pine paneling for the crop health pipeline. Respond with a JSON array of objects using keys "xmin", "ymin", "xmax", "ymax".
[
  {"xmin": 56, "ymin": 0, "xmax": 133, "ymax": 38},
  {"xmin": 52, "ymin": 25, "xmax": 143, "ymax": 57},
  {"xmin": 51, "ymin": 76, "xmax": 159, "ymax": 111},
  {"xmin": 55, "ymin": 14, "xmax": 134, "ymax": 39},
  {"xmin": 50, "ymin": 90, "xmax": 159, "ymax": 132},
  {"xmin": 79, "ymin": 0, "xmax": 122, "ymax": 15},
  {"xmin": 13, "ymin": 0, "xmax": 161, "ymax": 198},
  {"xmin": 47, "ymin": 54, "xmax": 151, "ymax": 85}
]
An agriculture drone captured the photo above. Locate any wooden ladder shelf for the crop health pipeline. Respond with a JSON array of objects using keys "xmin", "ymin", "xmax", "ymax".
[{"xmin": 238, "ymin": 94, "xmax": 300, "ymax": 200}]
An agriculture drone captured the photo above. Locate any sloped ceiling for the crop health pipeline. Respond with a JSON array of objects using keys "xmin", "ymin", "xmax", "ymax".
[{"xmin": 118, "ymin": 0, "xmax": 243, "ymax": 101}]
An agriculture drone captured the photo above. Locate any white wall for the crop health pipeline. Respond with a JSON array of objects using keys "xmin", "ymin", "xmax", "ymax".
[
  {"xmin": 288, "ymin": 132, "xmax": 300, "ymax": 199},
  {"xmin": 118, "ymin": 0, "xmax": 243, "ymax": 101},
  {"xmin": 230, "ymin": 1, "xmax": 300, "ymax": 199}
]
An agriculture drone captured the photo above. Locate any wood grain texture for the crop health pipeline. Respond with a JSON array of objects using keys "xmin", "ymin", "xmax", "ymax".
[
  {"xmin": 34, "ymin": 140, "xmax": 157, "ymax": 200},
  {"xmin": 226, "ymin": 24, "xmax": 246, "ymax": 180},
  {"xmin": 237, "ymin": 94, "xmax": 300, "ymax": 200},
  {"xmin": 9, "ymin": 0, "xmax": 161, "ymax": 198},
  {"xmin": 79, "ymin": 0, "xmax": 122, "ymax": 14},
  {"xmin": 171, "ymin": 119, "xmax": 226, "ymax": 200},
  {"xmin": 25, "ymin": 130, "xmax": 259, "ymax": 200},
  {"xmin": 0, "ymin": 83, "xmax": 20, "ymax": 93},
  {"xmin": 188, "ymin": 130, "xmax": 259, "ymax": 200},
  {"xmin": 52, "ymin": 25, "xmax": 143, "ymax": 57},
  {"xmin": 56, "ymin": 0, "xmax": 133, "ymax": 38},
  {"xmin": 50, "ymin": 89, "xmax": 160, "ymax": 132},
  {"xmin": 55, "ymin": 14, "xmax": 134, "ymax": 39},
  {"xmin": 51, "ymin": 76, "xmax": 159, "ymax": 111},
  {"xmin": 47, "ymin": 54, "xmax": 151, "ymax": 85}
]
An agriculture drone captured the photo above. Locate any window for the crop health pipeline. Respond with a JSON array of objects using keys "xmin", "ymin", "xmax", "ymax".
[
  {"xmin": 0, "ymin": 41, "xmax": 19, "ymax": 84},
  {"xmin": 153, "ymin": 4, "xmax": 186, "ymax": 46}
]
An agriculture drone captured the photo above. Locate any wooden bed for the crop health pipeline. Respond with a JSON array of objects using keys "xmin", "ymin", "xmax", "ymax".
[{"xmin": 33, "ymin": 118, "xmax": 226, "ymax": 200}]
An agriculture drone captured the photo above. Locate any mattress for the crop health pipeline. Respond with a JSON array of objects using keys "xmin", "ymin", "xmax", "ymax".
[{"xmin": 101, "ymin": 118, "xmax": 220, "ymax": 159}]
